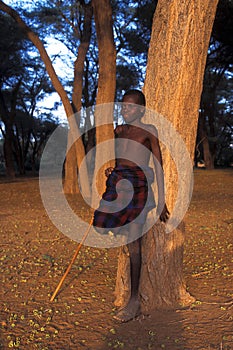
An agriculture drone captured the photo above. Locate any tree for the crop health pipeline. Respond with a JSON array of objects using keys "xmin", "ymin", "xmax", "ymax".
[
  {"xmin": 196, "ymin": 0, "xmax": 233, "ymax": 168},
  {"xmin": 64, "ymin": 0, "xmax": 116, "ymax": 195},
  {"xmin": 0, "ymin": 12, "xmax": 58, "ymax": 176},
  {"xmin": 113, "ymin": 0, "xmax": 157, "ymax": 97},
  {"xmin": 0, "ymin": 81, "xmax": 20, "ymax": 177},
  {"xmin": 0, "ymin": 0, "xmax": 160, "ymax": 186},
  {"xmin": 0, "ymin": 0, "xmax": 91, "ymax": 197},
  {"xmin": 198, "ymin": 70, "xmax": 233, "ymax": 168},
  {"xmin": 0, "ymin": 0, "xmax": 118, "ymax": 194},
  {"xmin": 115, "ymin": 0, "xmax": 219, "ymax": 312},
  {"xmin": 63, "ymin": 1, "xmax": 93, "ymax": 194},
  {"xmin": 92, "ymin": 0, "xmax": 116, "ymax": 196},
  {"xmin": 0, "ymin": 13, "xmax": 27, "ymax": 177}
]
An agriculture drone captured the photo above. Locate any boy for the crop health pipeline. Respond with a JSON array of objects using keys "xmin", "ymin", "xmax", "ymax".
[{"xmin": 93, "ymin": 89, "xmax": 169, "ymax": 322}]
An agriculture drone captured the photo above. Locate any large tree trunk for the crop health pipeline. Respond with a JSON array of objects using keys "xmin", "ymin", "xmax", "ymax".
[
  {"xmin": 92, "ymin": 0, "xmax": 116, "ymax": 201},
  {"xmin": 115, "ymin": 0, "xmax": 219, "ymax": 313}
]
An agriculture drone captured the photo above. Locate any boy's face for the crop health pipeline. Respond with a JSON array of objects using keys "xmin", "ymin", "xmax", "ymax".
[{"xmin": 121, "ymin": 95, "xmax": 145, "ymax": 123}]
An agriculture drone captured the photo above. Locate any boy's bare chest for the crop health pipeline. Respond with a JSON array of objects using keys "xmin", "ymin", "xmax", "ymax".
[
  {"xmin": 117, "ymin": 125, "xmax": 148, "ymax": 142},
  {"xmin": 116, "ymin": 126, "xmax": 151, "ymax": 152}
]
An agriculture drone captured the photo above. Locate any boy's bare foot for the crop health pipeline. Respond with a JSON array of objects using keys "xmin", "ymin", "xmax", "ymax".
[{"xmin": 113, "ymin": 298, "xmax": 140, "ymax": 323}]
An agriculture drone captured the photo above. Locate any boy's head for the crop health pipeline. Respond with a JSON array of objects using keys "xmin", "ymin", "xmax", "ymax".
[
  {"xmin": 121, "ymin": 90, "xmax": 146, "ymax": 122},
  {"xmin": 122, "ymin": 89, "xmax": 146, "ymax": 106}
]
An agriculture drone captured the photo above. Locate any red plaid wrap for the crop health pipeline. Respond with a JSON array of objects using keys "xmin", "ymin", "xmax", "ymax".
[{"xmin": 93, "ymin": 165, "xmax": 155, "ymax": 234}]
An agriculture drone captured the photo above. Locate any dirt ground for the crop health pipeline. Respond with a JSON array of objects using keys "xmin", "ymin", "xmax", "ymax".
[{"xmin": 0, "ymin": 169, "xmax": 233, "ymax": 350}]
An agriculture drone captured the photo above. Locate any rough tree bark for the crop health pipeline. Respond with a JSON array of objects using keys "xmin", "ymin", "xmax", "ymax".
[
  {"xmin": 115, "ymin": 0, "xmax": 219, "ymax": 313},
  {"xmin": 0, "ymin": 0, "xmax": 91, "ymax": 197},
  {"xmin": 92, "ymin": 0, "xmax": 116, "ymax": 201}
]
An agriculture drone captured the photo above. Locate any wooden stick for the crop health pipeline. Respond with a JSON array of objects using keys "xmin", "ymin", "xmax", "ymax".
[{"xmin": 50, "ymin": 218, "xmax": 93, "ymax": 302}]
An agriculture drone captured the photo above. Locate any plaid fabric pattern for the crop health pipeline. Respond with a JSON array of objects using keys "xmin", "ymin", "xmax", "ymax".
[{"xmin": 93, "ymin": 165, "xmax": 155, "ymax": 233}]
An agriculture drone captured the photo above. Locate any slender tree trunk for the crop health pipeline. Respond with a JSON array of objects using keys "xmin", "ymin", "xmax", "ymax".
[
  {"xmin": 14, "ymin": 124, "xmax": 24, "ymax": 175},
  {"xmin": 199, "ymin": 65, "xmax": 227, "ymax": 169},
  {"xmin": 3, "ymin": 120, "xmax": 15, "ymax": 178},
  {"xmin": 199, "ymin": 112, "xmax": 215, "ymax": 169},
  {"xmin": 205, "ymin": 100, "xmax": 217, "ymax": 170},
  {"xmin": 72, "ymin": 3, "xmax": 93, "ymax": 114},
  {"xmin": 63, "ymin": 3, "xmax": 93, "ymax": 194},
  {"xmin": 63, "ymin": 136, "xmax": 80, "ymax": 194},
  {"xmin": 0, "ymin": 81, "xmax": 21, "ymax": 178},
  {"xmin": 92, "ymin": 0, "xmax": 116, "ymax": 201},
  {"xmin": 115, "ymin": 0, "xmax": 219, "ymax": 312}
]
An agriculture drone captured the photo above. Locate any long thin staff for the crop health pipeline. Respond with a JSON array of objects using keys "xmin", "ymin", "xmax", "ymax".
[{"xmin": 50, "ymin": 217, "xmax": 93, "ymax": 302}]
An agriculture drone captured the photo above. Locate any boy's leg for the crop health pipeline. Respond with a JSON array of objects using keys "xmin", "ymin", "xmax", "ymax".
[
  {"xmin": 114, "ymin": 223, "xmax": 143, "ymax": 322},
  {"xmin": 127, "ymin": 234, "xmax": 142, "ymax": 300}
]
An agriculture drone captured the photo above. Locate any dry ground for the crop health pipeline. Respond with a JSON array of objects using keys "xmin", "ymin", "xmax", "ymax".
[{"xmin": 0, "ymin": 169, "xmax": 233, "ymax": 350}]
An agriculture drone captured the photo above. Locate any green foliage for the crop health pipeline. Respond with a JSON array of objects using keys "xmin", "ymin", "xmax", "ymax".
[
  {"xmin": 0, "ymin": 13, "xmax": 27, "ymax": 85},
  {"xmin": 212, "ymin": 0, "xmax": 233, "ymax": 57},
  {"xmin": 113, "ymin": 0, "xmax": 157, "ymax": 93},
  {"xmin": 0, "ymin": 10, "xmax": 58, "ymax": 175},
  {"xmin": 197, "ymin": 0, "xmax": 233, "ymax": 167}
]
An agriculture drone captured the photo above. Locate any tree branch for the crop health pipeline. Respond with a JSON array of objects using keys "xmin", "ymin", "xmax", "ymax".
[{"xmin": 0, "ymin": 0, "xmax": 73, "ymax": 118}]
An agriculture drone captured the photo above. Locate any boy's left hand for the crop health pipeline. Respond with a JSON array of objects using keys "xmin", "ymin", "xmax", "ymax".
[
  {"xmin": 105, "ymin": 167, "xmax": 114, "ymax": 177},
  {"xmin": 159, "ymin": 204, "xmax": 170, "ymax": 223}
]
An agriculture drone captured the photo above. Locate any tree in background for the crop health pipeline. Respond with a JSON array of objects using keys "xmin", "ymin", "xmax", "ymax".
[
  {"xmin": 63, "ymin": 1, "xmax": 93, "ymax": 193},
  {"xmin": 0, "ymin": 0, "xmax": 118, "ymax": 194},
  {"xmin": 92, "ymin": 0, "xmax": 116, "ymax": 196},
  {"xmin": 1, "ymin": 0, "xmax": 232, "ymax": 179},
  {"xmin": 0, "ymin": 13, "xmax": 58, "ymax": 176},
  {"xmin": 196, "ymin": 0, "xmax": 233, "ymax": 168},
  {"xmin": 0, "ymin": 0, "xmax": 91, "ymax": 197},
  {"xmin": 113, "ymin": 0, "xmax": 157, "ymax": 97},
  {"xmin": 0, "ymin": 13, "xmax": 27, "ymax": 177}
]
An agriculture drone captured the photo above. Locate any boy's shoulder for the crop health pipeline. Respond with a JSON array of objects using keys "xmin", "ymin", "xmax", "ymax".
[{"xmin": 139, "ymin": 122, "xmax": 158, "ymax": 137}]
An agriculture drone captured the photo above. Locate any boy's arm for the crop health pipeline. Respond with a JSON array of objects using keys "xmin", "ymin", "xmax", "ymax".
[
  {"xmin": 149, "ymin": 125, "xmax": 169, "ymax": 223},
  {"xmin": 104, "ymin": 125, "xmax": 121, "ymax": 177}
]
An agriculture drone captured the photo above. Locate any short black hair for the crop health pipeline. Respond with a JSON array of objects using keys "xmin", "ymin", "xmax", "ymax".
[{"xmin": 123, "ymin": 89, "xmax": 146, "ymax": 106}]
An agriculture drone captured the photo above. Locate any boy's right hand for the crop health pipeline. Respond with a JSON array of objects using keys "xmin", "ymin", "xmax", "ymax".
[{"xmin": 105, "ymin": 167, "xmax": 114, "ymax": 177}]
